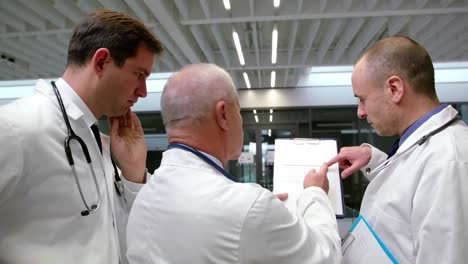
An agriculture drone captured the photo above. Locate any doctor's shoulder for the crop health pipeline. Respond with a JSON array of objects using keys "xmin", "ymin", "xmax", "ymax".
[
  {"xmin": 1, "ymin": 93, "xmax": 62, "ymax": 132},
  {"xmin": 445, "ymin": 121, "xmax": 468, "ymax": 161},
  {"xmin": 424, "ymin": 121, "xmax": 468, "ymax": 162},
  {"xmin": 233, "ymin": 182, "xmax": 280, "ymax": 208}
]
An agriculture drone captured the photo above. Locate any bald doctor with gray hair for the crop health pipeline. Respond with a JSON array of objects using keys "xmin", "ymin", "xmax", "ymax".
[{"xmin": 126, "ymin": 63, "xmax": 341, "ymax": 263}]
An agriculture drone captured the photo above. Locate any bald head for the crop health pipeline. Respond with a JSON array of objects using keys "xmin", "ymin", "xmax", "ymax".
[
  {"xmin": 357, "ymin": 36, "xmax": 436, "ymax": 99},
  {"xmin": 161, "ymin": 63, "xmax": 238, "ymax": 130}
]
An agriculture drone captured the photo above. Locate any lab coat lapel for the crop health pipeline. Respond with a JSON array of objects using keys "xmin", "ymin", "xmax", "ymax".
[
  {"xmin": 36, "ymin": 79, "xmax": 108, "ymax": 193},
  {"xmin": 369, "ymin": 105, "xmax": 459, "ymax": 174},
  {"xmin": 397, "ymin": 105, "xmax": 458, "ymax": 154}
]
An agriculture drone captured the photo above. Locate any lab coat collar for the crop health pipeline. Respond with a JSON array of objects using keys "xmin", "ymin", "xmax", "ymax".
[
  {"xmin": 396, "ymin": 105, "xmax": 459, "ymax": 155},
  {"xmin": 161, "ymin": 148, "xmax": 230, "ymax": 181},
  {"xmin": 368, "ymin": 105, "xmax": 459, "ymax": 175},
  {"xmin": 34, "ymin": 78, "xmax": 98, "ymax": 127},
  {"xmin": 200, "ymin": 150, "xmax": 223, "ymax": 168}
]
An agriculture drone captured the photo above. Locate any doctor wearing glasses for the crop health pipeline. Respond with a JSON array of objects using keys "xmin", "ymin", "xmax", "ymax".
[{"xmin": 0, "ymin": 10, "xmax": 163, "ymax": 264}]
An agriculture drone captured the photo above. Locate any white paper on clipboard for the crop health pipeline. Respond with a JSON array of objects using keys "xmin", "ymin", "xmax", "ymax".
[{"xmin": 273, "ymin": 138, "xmax": 344, "ymax": 216}]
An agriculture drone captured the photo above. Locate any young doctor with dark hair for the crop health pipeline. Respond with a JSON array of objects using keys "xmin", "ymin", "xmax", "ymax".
[{"xmin": 0, "ymin": 9, "xmax": 163, "ymax": 263}]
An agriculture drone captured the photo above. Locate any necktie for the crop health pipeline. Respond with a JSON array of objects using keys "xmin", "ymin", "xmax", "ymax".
[
  {"xmin": 90, "ymin": 124, "xmax": 123, "ymax": 195},
  {"xmin": 387, "ymin": 138, "xmax": 400, "ymax": 159},
  {"xmin": 90, "ymin": 124, "xmax": 102, "ymax": 154}
]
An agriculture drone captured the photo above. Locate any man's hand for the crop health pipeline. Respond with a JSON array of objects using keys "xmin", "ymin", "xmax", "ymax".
[
  {"xmin": 303, "ymin": 163, "xmax": 329, "ymax": 193},
  {"xmin": 327, "ymin": 145, "xmax": 372, "ymax": 179},
  {"xmin": 109, "ymin": 109, "xmax": 147, "ymax": 183}
]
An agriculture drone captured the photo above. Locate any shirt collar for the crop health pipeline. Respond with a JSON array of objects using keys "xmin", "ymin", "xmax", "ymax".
[
  {"xmin": 55, "ymin": 78, "xmax": 98, "ymax": 127},
  {"xmin": 399, "ymin": 104, "xmax": 448, "ymax": 146},
  {"xmin": 198, "ymin": 150, "xmax": 224, "ymax": 168}
]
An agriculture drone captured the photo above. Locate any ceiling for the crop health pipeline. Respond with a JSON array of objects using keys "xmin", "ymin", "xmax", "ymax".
[{"xmin": 0, "ymin": 0, "xmax": 467, "ymax": 88}]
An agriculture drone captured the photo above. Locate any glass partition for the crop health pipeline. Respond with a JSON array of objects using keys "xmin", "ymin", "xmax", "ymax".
[{"xmin": 230, "ymin": 107, "xmax": 397, "ymax": 216}]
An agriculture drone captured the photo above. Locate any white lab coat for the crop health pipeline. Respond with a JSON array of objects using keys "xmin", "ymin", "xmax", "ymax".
[
  {"xmin": 127, "ymin": 148, "xmax": 341, "ymax": 264},
  {"xmin": 357, "ymin": 105, "xmax": 468, "ymax": 263},
  {"xmin": 0, "ymin": 79, "xmax": 144, "ymax": 264}
]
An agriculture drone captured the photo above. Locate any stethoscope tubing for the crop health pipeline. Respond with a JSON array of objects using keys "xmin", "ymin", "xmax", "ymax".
[
  {"xmin": 51, "ymin": 81, "xmax": 101, "ymax": 216},
  {"xmin": 370, "ymin": 115, "xmax": 460, "ymax": 174}
]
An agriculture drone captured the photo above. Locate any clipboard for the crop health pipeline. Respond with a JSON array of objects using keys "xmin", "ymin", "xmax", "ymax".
[
  {"xmin": 273, "ymin": 138, "xmax": 345, "ymax": 217},
  {"xmin": 342, "ymin": 215, "xmax": 398, "ymax": 264}
]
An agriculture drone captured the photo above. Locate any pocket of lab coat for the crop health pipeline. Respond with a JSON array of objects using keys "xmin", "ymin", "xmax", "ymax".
[{"xmin": 374, "ymin": 204, "xmax": 412, "ymax": 262}]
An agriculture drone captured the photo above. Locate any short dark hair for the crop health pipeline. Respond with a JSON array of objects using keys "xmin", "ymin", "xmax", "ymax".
[
  {"xmin": 359, "ymin": 36, "xmax": 436, "ymax": 99},
  {"xmin": 67, "ymin": 9, "xmax": 163, "ymax": 68}
]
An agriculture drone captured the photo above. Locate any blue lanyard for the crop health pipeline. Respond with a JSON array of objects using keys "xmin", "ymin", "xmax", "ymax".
[{"xmin": 167, "ymin": 143, "xmax": 237, "ymax": 182}]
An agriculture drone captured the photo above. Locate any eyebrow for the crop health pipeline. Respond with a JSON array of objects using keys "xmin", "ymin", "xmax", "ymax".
[{"xmin": 135, "ymin": 66, "xmax": 150, "ymax": 77}]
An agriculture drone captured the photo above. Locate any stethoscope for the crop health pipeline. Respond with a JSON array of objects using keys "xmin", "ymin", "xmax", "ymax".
[
  {"xmin": 51, "ymin": 81, "xmax": 123, "ymax": 216},
  {"xmin": 167, "ymin": 143, "xmax": 237, "ymax": 182},
  {"xmin": 415, "ymin": 115, "xmax": 460, "ymax": 145},
  {"xmin": 371, "ymin": 114, "xmax": 460, "ymax": 174}
]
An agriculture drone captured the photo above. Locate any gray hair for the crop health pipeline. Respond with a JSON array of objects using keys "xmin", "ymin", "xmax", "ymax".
[{"xmin": 161, "ymin": 63, "xmax": 238, "ymax": 129}]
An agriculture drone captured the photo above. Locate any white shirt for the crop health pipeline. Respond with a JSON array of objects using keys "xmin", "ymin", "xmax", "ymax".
[
  {"xmin": 127, "ymin": 148, "xmax": 341, "ymax": 264},
  {"xmin": 357, "ymin": 105, "xmax": 468, "ymax": 263},
  {"xmin": 0, "ymin": 79, "xmax": 144, "ymax": 263}
]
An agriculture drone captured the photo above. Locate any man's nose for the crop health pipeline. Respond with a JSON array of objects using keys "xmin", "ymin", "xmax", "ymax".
[
  {"xmin": 357, "ymin": 106, "xmax": 367, "ymax": 119},
  {"xmin": 136, "ymin": 79, "xmax": 147, "ymax": 98}
]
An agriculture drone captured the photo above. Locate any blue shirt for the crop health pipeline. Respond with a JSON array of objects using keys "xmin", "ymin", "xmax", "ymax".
[{"xmin": 399, "ymin": 104, "xmax": 447, "ymax": 146}]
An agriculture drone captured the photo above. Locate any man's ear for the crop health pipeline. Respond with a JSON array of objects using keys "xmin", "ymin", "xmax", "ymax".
[
  {"xmin": 385, "ymin": 75, "xmax": 405, "ymax": 103},
  {"xmin": 92, "ymin": 48, "xmax": 112, "ymax": 76},
  {"xmin": 215, "ymin": 101, "xmax": 229, "ymax": 131}
]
